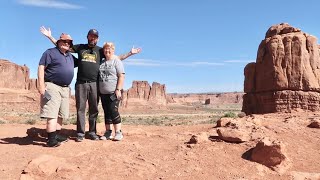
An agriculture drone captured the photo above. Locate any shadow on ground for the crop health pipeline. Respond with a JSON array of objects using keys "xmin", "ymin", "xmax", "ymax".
[{"xmin": 0, "ymin": 127, "xmax": 77, "ymax": 147}]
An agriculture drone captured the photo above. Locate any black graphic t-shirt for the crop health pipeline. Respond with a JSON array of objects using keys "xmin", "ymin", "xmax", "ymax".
[{"xmin": 72, "ymin": 44, "xmax": 103, "ymax": 82}]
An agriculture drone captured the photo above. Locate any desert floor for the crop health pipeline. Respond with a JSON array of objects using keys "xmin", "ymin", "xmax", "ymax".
[{"xmin": 0, "ymin": 111, "xmax": 320, "ymax": 179}]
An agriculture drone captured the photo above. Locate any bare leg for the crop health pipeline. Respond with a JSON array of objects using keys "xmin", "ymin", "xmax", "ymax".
[
  {"xmin": 105, "ymin": 124, "xmax": 112, "ymax": 131},
  {"xmin": 46, "ymin": 118, "xmax": 57, "ymax": 132},
  {"xmin": 56, "ymin": 117, "xmax": 63, "ymax": 131},
  {"xmin": 114, "ymin": 123, "xmax": 121, "ymax": 132}
]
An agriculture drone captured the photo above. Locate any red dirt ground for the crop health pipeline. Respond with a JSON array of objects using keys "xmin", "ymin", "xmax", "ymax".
[{"xmin": 0, "ymin": 112, "xmax": 319, "ymax": 179}]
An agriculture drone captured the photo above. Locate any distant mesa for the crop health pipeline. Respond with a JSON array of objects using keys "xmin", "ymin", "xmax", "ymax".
[{"xmin": 243, "ymin": 23, "xmax": 320, "ymax": 114}]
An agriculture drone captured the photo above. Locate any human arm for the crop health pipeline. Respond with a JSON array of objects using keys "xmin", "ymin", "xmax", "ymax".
[
  {"xmin": 118, "ymin": 46, "xmax": 142, "ymax": 61},
  {"xmin": 40, "ymin": 26, "xmax": 57, "ymax": 46},
  {"xmin": 115, "ymin": 73, "xmax": 125, "ymax": 99},
  {"xmin": 72, "ymin": 55, "xmax": 78, "ymax": 68},
  {"xmin": 37, "ymin": 65, "xmax": 46, "ymax": 95}
]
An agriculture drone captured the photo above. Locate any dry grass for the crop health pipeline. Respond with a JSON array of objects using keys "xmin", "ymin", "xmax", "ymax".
[{"xmin": 0, "ymin": 103, "xmax": 242, "ymax": 126}]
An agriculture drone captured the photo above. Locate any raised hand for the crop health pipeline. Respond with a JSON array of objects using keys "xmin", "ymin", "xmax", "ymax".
[
  {"xmin": 40, "ymin": 26, "xmax": 52, "ymax": 37},
  {"xmin": 130, "ymin": 46, "xmax": 142, "ymax": 55}
]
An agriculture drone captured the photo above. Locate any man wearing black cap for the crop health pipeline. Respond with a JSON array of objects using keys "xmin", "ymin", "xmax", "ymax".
[{"xmin": 40, "ymin": 26, "xmax": 141, "ymax": 142}]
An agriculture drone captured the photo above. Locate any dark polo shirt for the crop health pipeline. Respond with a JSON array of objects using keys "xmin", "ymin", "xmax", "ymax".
[{"xmin": 39, "ymin": 47, "xmax": 74, "ymax": 86}]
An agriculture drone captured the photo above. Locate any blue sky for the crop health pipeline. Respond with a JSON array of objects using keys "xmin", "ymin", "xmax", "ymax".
[{"xmin": 1, "ymin": 0, "xmax": 320, "ymax": 93}]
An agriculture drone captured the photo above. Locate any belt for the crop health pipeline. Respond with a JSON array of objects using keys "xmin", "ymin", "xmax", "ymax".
[
  {"xmin": 77, "ymin": 80, "xmax": 96, "ymax": 84},
  {"xmin": 45, "ymin": 80, "xmax": 69, "ymax": 87}
]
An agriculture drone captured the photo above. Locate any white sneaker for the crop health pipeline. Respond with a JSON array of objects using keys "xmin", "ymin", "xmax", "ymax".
[{"xmin": 114, "ymin": 130, "xmax": 123, "ymax": 141}]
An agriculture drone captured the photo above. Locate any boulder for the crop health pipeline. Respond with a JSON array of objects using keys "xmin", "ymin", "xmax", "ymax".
[{"xmin": 251, "ymin": 137, "xmax": 287, "ymax": 168}]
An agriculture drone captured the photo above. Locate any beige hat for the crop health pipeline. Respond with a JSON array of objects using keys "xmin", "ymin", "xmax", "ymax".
[{"xmin": 57, "ymin": 33, "xmax": 73, "ymax": 46}]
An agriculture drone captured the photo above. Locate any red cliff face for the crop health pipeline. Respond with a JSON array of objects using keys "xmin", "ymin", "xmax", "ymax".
[
  {"xmin": 243, "ymin": 23, "xmax": 320, "ymax": 114},
  {"xmin": 0, "ymin": 60, "xmax": 37, "ymax": 91},
  {"xmin": 0, "ymin": 60, "xmax": 39, "ymax": 112},
  {"xmin": 121, "ymin": 81, "xmax": 167, "ymax": 109}
]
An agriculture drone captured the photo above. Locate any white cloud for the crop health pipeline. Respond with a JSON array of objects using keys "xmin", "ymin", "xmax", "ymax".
[
  {"xmin": 124, "ymin": 58, "xmax": 254, "ymax": 67},
  {"xmin": 124, "ymin": 59, "xmax": 163, "ymax": 66},
  {"xmin": 125, "ymin": 58, "xmax": 225, "ymax": 67},
  {"xmin": 17, "ymin": 0, "xmax": 83, "ymax": 9}
]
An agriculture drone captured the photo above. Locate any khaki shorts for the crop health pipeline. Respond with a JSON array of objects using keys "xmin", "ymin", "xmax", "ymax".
[{"xmin": 40, "ymin": 82, "xmax": 70, "ymax": 119}]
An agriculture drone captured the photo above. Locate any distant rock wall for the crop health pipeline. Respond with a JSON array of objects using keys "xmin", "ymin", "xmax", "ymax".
[
  {"xmin": 0, "ymin": 60, "xmax": 37, "ymax": 90},
  {"xmin": 169, "ymin": 92, "xmax": 243, "ymax": 106},
  {"xmin": 243, "ymin": 23, "xmax": 320, "ymax": 114},
  {"xmin": 121, "ymin": 81, "xmax": 168, "ymax": 109}
]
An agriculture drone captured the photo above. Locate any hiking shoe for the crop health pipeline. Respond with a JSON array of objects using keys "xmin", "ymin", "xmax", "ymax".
[
  {"xmin": 100, "ymin": 130, "xmax": 113, "ymax": 140},
  {"xmin": 47, "ymin": 139, "xmax": 61, "ymax": 147},
  {"xmin": 76, "ymin": 136, "xmax": 84, "ymax": 142},
  {"xmin": 113, "ymin": 130, "xmax": 123, "ymax": 141},
  {"xmin": 56, "ymin": 134, "xmax": 68, "ymax": 143},
  {"xmin": 89, "ymin": 133, "xmax": 99, "ymax": 141}
]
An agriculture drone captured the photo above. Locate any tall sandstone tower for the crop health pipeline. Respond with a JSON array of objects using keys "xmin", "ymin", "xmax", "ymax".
[{"xmin": 243, "ymin": 23, "xmax": 320, "ymax": 114}]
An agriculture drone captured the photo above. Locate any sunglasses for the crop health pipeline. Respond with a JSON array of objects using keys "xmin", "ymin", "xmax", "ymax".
[{"xmin": 60, "ymin": 40, "xmax": 72, "ymax": 44}]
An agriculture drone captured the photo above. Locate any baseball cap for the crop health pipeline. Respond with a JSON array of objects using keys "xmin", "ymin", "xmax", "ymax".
[{"xmin": 87, "ymin": 29, "xmax": 99, "ymax": 37}]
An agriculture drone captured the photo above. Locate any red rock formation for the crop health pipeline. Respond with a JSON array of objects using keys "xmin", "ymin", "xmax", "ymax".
[
  {"xmin": 0, "ymin": 59, "xmax": 37, "ymax": 90},
  {"xmin": 121, "ymin": 81, "xmax": 167, "ymax": 108},
  {"xmin": 127, "ymin": 81, "xmax": 150, "ymax": 99},
  {"xmin": 243, "ymin": 23, "xmax": 320, "ymax": 114},
  {"xmin": 149, "ymin": 82, "xmax": 167, "ymax": 105}
]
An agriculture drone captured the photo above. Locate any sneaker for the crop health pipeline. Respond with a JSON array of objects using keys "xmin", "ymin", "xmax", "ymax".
[
  {"xmin": 56, "ymin": 134, "xmax": 68, "ymax": 143},
  {"xmin": 100, "ymin": 130, "xmax": 113, "ymax": 140},
  {"xmin": 113, "ymin": 130, "xmax": 123, "ymax": 141},
  {"xmin": 47, "ymin": 139, "xmax": 61, "ymax": 147},
  {"xmin": 76, "ymin": 136, "xmax": 84, "ymax": 142},
  {"xmin": 89, "ymin": 133, "xmax": 99, "ymax": 141}
]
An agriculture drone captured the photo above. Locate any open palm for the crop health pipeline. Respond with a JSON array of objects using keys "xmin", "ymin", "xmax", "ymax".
[{"xmin": 40, "ymin": 26, "xmax": 52, "ymax": 37}]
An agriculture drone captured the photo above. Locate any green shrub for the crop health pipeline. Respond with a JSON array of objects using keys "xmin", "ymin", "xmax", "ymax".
[
  {"xmin": 122, "ymin": 117, "xmax": 126, "ymax": 122},
  {"xmin": 0, "ymin": 119, "xmax": 7, "ymax": 124},
  {"xmin": 25, "ymin": 119, "xmax": 37, "ymax": 125},
  {"xmin": 63, "ymin": 117, "xmax": 77, "ymax": 125},
  {"xmin": 96, "ymin": 116, "xmax": 103, "ymax": 123},
  {"xmin": 222, "ymin": 112, "xmax": 237, "ymax": 118}
]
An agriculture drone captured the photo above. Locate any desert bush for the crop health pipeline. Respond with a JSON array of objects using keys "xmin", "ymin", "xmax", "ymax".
[
  {"xmin": 122, "ymin": 117, "xmax": 126, "ymax": 122},
  {"xmin": 0, "ymin": 119, "xmax": 7, "ymax": 124},
  {"xmin": 63, "ymin": 117, "xmax": 77, "ymax": 125},
  {"xmin": 222, "ymin": 112, "xmax": 237, "ymax": 118},
  {"xmin": 25, "ymin": 119, "xmax": 37, "ymax": 125},
  {"xmin": 96, "ymin": 116, "xmax": 103, "ymax": 123}
]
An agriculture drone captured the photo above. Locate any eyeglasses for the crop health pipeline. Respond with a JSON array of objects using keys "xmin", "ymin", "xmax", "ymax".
[{"xmin": 61, "ymin": 40, "xmax": 72, "ymax": 44}]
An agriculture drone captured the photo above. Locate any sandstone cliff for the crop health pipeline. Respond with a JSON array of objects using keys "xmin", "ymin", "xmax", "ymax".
[
  {"xmin": 243, "ymin": 23, "xmax": 320, "ymax": 114},
  {"xmin": 0, "ymin": 59, "xmax": 37, "ymax": 90},
  {"xmin": 121, "ymin": 81, "xmax": 168, "ymax": 109}
]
